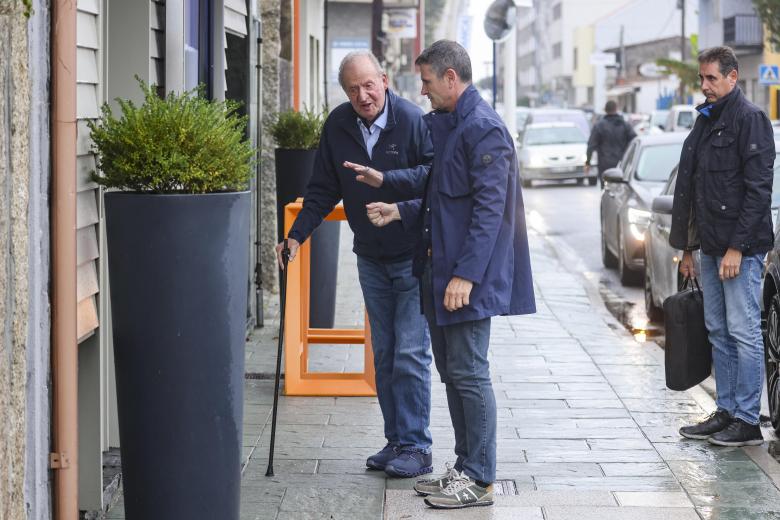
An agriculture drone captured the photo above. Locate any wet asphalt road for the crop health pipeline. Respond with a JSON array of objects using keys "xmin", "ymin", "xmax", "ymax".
[{"xmin": 522, "ymin": 179, "xmax": 665, "ymax": 342}]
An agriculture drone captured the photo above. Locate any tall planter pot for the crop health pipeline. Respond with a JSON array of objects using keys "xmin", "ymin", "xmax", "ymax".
[
  {"xmin": 275, "ymin": 148, "xmax": 339, "ymax": 328},
  {"xmin": 104, "ymin": 192, "xmax": 250, "ymax": 520}
]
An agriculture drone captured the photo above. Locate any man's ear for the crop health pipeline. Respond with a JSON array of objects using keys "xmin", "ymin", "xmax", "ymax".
[
  {"xmin": 445, "ymin": 68, "xmax": 458, "ymax": 87},
  {"xmin": 728, "ymin": 69, "xmax": 738, "ymax": 86}
]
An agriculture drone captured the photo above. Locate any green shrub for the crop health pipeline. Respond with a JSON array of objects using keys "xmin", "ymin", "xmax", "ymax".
[
  {"xmin": 268, "ymin": 108, "xmax": 326, "ymax": 149},
  {"xmin": 88, "ymin": 79, "xmax": 254, "ymax": 193}
]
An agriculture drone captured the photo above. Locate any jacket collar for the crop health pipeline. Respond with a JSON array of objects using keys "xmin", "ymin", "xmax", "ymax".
[
  {"xmin": 453, "ymin": 85, "xmax": 482, "ymax": 122},
  {"xmin": 696, "ymin": 86, "xmax": 741, "ymax": 122}
]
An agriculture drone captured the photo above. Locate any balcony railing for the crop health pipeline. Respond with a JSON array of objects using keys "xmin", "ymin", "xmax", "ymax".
[{"xmin": 723, "ymin": 14, "xmax": 763, "ymax": 49}]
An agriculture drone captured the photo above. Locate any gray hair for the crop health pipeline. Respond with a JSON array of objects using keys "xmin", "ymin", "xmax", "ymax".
[
  {"xmin": 338, "ymin": 51, "xmax": 385, "ymax": 88},
  {"xmin": 415, "ymin": 40, "xmax": 472, "ymax": 83},
  {"xmin": 698, "ymin": 46, "xmax": 739, "ymax": 77}
]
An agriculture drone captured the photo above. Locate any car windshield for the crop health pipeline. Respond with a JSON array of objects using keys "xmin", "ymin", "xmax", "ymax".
[
  {"xmin": 635, "ymin": 143, "xmax": 684, "ymax": 182},
  {"xmin": 677, "ymin": 111, "xmax": 695, "ymax": 129},
  {"xmin": 525, "ymin": 126, "xmax": 587, "ymax": 146},
  {"xmin": 651, "ymin": 111, "xmax": 669, "ymax": 127},
  {"xmin": 531, "ymin": 112, "xmax": 590, "ymax": 136},
  {"xmin": 517, "ymin": 110, "xmax": 530, "ymax": 130}
]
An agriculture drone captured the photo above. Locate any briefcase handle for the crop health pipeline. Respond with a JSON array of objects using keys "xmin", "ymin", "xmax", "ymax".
[{"xmin": 679, "ymin": 276, "xmax": 702, "ymax": 293}]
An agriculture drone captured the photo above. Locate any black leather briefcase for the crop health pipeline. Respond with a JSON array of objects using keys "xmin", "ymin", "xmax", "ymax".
[{"xmin": 663, "ymin": 278, "xmax": 712, "ymax": 391}]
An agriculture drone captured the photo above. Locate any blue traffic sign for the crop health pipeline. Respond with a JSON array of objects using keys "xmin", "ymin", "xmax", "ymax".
[{"xmin": 760, "ymin": 64, "xmax": 780, "ymax": 85}]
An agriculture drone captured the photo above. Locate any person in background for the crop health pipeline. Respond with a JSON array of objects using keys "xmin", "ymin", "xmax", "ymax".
[{"xmin": 586, "ymin": 100, "xmax": 637, "ymax": 187}]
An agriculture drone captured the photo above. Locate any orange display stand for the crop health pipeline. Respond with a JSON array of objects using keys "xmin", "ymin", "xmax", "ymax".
[{"xmin": 283, "ymin": 199, "xmax": 377, "ymax": 396}]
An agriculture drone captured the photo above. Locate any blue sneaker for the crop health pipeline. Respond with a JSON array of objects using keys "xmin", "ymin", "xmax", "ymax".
[
  {"xmin": 366, "ymin": 443, "xmax": 399, "ymax": 470},
  {"xmin": 384, "ymin": 449, "xmax": 433, "ymax": 478}
]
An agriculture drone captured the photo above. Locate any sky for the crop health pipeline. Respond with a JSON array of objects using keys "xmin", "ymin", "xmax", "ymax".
[{"xmin": 467, "ymin": 1, "xmax": 494, "ymax": 82}]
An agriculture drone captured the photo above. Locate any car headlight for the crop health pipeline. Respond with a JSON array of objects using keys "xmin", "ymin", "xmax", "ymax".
[
  {"xmin": 627, "ymin": 207, "xmax": 651, "ymax": 241},
  {"xmin": 773, "ymin": 208, "xmax": 779, "ymax": 229},
  {"xmin": 581, "ymin": 153, "xmax": 588, "ymax": 164},
  {"xmin": 528, "ymin": 155, "xmax": 545, "ymax": 168}
]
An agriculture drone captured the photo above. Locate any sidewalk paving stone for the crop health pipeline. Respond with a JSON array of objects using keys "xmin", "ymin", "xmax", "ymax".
[{"xmin": 104, "ymin": 226, "xmax": 780, "ymax": 519}]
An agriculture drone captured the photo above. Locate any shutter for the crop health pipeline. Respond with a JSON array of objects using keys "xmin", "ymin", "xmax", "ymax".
[
  {"xmin": 224, "ymin": 0, "xmax": 248, "ymax": 37},
  {"xmin": 76, "ymin": 0, "xmax": 102, "ymax": 342},
  {"xmin": 150, "ymin": 1, "xmax": 166, "ymax": 89}
]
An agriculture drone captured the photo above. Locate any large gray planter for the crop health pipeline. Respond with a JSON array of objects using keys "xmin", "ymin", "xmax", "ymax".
[
  {"xmin": 104, "ymin": 192, "xmax": 249, "ymax": 520},
  {"xmin": 275, "ymin": 148, "xmax": 339, "ymax": 328}
]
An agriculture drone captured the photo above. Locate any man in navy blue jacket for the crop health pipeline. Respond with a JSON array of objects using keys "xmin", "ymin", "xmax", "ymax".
[
  {"xmin": 365, "ymin": 40, "xmax": 536, "ymax": 509},
  {"xmin": 275, "ymin": 51, "xmax": 435, "ymax": 478}
]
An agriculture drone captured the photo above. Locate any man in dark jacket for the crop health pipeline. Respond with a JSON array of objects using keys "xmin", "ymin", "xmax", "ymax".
[
  {"xmin": 275, "ymin": 51, "xmax": 435, "ymax": 478},
  {"xmin": 671, "ymin": 46, "xmax": 775, "ymax": 446},
  {"xmin": 586, "ymin": 100, "xmax": 636, "ymax": 187},
  {"xmin": 363, "ymin": 40, "xmax": 536, "ymax": 510}
]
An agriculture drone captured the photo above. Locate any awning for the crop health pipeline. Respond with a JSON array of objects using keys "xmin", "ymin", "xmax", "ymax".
[{"xmin": 606, "ymin": 85, "xmax": 639, "ymax": 96}]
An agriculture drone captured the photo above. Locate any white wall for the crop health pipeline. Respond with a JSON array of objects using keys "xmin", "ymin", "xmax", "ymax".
[{"xmin": 594, "ymin": 0, "xmax": 699, "ymax": 51}]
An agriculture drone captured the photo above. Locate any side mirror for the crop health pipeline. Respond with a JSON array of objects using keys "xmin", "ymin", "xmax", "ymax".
[
  {"xmin": 651, "ymin": 195, "xmax": 674, "ymax": 215},
  {"xmin": 603, "ymin": 168, "xmax": 625, "ymax": 184}
]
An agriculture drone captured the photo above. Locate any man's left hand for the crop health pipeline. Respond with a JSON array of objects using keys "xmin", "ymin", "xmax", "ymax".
[
  {"xmin": 344, "ymin": 161, "xmax": 384, "ymax": 188},
  {"xmin": 444, "ymin": 276, "xmax": 474, "ymax": 312},
  {"xmin": 719, "ymin": 248, "xmax": 743, "ymax": 280}
]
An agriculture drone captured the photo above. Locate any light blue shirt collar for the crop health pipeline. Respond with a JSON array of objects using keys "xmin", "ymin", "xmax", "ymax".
[{"xmin": 357, "ymin": 103, "xmax": 388, "ymax": 159}]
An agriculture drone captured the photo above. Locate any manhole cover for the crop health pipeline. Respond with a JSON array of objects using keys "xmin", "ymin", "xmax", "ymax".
[{"xmin": 493, "ymin": 479, "xmax": 519, "ymax": 495}]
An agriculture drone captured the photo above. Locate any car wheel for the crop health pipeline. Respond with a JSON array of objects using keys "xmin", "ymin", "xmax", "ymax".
[
  {"xmin": 522, "ymin": 178, "xmax": 532, "ymax": 188},
  {"xmin": 601, "ymin": 216, "xmax": 618, "ymax": 268},
  {"xmin": 577, "ymin": 178, "xmax": 586, "ymax": 186},
  {"xmin": 644, "ymin": 252, "xmax": 663, "ymax": 322},
  {"xmin": 588, "ymin": 177, "xmax": 597, "ymax": 186},
  {"xmin": 618, "ymin": 223, "xmax": 643, "ymax": 286},
  {"xmin": 765, "ymin": 292, "xmax": 780, "ymax": 434}
]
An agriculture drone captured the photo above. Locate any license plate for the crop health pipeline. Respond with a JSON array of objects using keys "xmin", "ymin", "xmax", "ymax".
[{"xmin": 551, "ymin": 166, "xmax": 576, "ymax": 173}]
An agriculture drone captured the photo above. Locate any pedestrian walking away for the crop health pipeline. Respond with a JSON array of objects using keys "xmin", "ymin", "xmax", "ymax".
[
  {"xmin": 365, "ymin": 39, "xmax": 536, "ymax": 510},
  {"xmin": 586, "ymin": 100, "xmax": 637, "ymax": 187},
  {"xmin": 275, "ymin": 50, "xmax": 436, "ymax": 479},
  {"xmin": 671, "ymin": 46, "xmax": 775, "ymax": 447}
]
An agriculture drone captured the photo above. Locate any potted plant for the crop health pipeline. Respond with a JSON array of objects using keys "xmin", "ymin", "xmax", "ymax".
[
  {"xmin": 270, "ymin": 108, "xmax": 339, "ymax": 328},
  {"xmin": 88, "ymin": 81, "xmax": 254, "ymax": 520}
]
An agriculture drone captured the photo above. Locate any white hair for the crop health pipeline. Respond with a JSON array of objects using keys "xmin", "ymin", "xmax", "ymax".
[{"xmin": 338, "ymin": 51, "xmax": 385, "ymax": 89}]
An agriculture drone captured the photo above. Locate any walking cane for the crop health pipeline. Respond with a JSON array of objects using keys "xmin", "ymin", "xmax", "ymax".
[{"xmin": 266, "ymin": 239, "xmax": 290, "ymax": 477}]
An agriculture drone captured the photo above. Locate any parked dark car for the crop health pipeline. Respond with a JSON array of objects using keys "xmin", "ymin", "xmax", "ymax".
[{"xmin": 600, "ymin": 133, "xmax": 685, "ymax": 285}]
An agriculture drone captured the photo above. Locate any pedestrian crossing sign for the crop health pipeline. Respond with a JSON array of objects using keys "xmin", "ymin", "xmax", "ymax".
[{"xmin": 760, "ymin": 64, "xmax": 780, "ymax": 85}]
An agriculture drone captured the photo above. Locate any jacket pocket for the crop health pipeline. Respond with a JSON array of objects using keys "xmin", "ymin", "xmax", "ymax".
[
  {"xmin": 710, "ymin": 133, "xmax": 739, "ymax": 171},
  {"xmin": 708, "ymin": 198, "xmax": 741, "ymax": 219},
  {"xmin": 437, "ymin": 168, "xmax": 471, "ymax": 198}
]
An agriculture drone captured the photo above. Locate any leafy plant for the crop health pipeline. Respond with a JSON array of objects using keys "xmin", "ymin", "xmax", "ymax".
[
  {"xmin": 88, "ymin": 79, "xmax": 254, "ymax": 193},
  {"xmin": 656, "ymin": 58, "xmax": 700, "ymax": 91},
  {"xmin": 268, "ymin": 108, "xmax": 326, "ymax": 149},
  {"xmin": 754, "ymin": 0, "xmax": 780, "ymax": 51}
]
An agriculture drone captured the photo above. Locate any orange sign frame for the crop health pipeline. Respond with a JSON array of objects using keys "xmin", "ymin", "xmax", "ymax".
[{"xmin": 283, "ymin": 200, "xmax": 377, "ymax": 396}]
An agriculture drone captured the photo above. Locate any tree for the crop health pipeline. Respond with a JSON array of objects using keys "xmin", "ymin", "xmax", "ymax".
[
  {"xmin": 656, "ymin": 58, "xmax": 700, "ymax": 102},
  {"xmin": 753, "ymin": 0, "xmax": 780, "ymax": 51}
]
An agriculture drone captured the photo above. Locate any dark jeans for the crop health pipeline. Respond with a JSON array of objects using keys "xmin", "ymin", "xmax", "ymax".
[
  {"xmin": 422, "ymin": 262, "xmax": 496, "ymax": 483},
  {"xmin": 357, "ymin": 256, "xmax": 433, "ymax": 450}
]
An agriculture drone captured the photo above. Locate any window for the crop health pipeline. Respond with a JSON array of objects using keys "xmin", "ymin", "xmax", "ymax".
[
  {"xmin": 553, "ymin": 3, "xmax": 561, "ymax": 20},
  {"xmin": 573, "ymin": 48, "xmax": 578, "ymax": 68},
  {"xmin": 553, "ymin": 42, "xmax": 562, "ymax": 59}
]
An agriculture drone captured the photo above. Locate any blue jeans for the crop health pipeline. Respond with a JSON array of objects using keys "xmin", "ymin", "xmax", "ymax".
[
  {"xmin": 421, "ymin": 263, "xmax": 496, "ymax": 483},
  {"xmin": 700, "ymin": 253, "xmax": 765, "ymax": 425},
  {"xmin": 356, "ymin": 256, "xmax": 432, "ymax": 451}
]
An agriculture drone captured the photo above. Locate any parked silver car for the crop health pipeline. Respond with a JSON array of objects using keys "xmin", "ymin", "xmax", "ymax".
[
  {"xmin": 600, "ymin": 133, "xmax": 685, "ymax": 285},
  {"xmin": 518, "ymin": 122, "xmax": 596, "ymax": 187}
]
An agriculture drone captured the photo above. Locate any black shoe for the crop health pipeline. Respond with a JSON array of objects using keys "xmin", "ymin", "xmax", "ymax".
[
  {"xmin": 708, "ymin": 418, "xmax": 764, "ymax": 447},
  {"xmin": 679, "ymin": 410, "xmax": 731, "ymax": 440}
]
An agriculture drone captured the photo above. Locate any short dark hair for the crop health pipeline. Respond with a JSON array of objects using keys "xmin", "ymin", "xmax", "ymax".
[
  {"xmin": 604, "ymin": 100, "xmax": 617, "ymax": 114},
  {"xmin": 698, "ymin": 46, "xmax": 739, "ymax": 77},
  {"xmin": 415, "ymin": 40, "xmax": 472, "ymax": 83}
]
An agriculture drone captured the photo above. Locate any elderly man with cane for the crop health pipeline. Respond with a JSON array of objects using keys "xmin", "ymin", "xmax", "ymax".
[{"xmin": 274, "ymin": 51, "xmax": 435, "ymax": 478}]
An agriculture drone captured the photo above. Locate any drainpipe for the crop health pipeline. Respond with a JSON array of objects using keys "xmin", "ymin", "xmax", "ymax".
[{"xmin": 51, "ymin": 0, "xmax": 78, "ymax": 518}]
